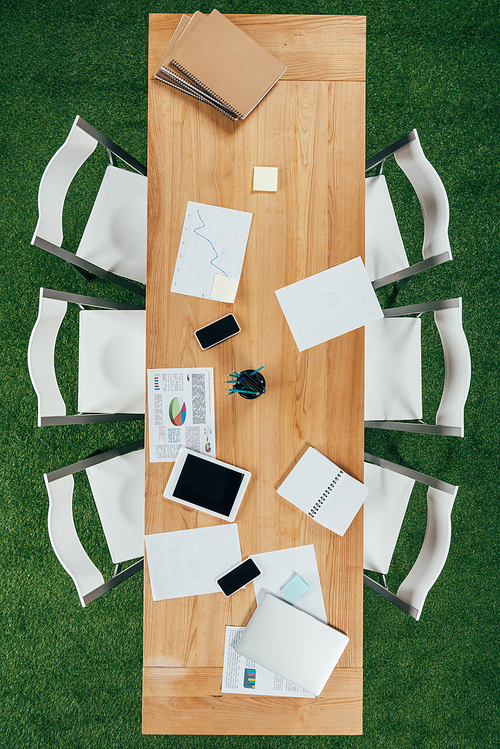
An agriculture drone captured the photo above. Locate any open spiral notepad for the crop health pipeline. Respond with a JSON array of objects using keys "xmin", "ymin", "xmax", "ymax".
[{"xmin": 277, "ymin": 447, "xmax": 369, "ymax": 536}]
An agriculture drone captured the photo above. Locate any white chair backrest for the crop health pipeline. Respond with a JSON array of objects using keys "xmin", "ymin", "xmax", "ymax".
[
  {"xmin": 85, "ymin": 449, "xmax": 145, "ymax": 564},
  {"xmin": 363, "ymin": 461, "xmax": 415, "ymax": 576},
  {"xmin": 45, "ymin": 473, "xmax": 105, "ymax": 607},
  {"xmin": 32, "ymin": 116, "xmax": 97, "ymax": 246},
  {"xmin": 394, "ymin": 129, "xmax": 451, "ymax": 261},
  {"xmin": 364, "ymin": 175, "xmax": 409, "ymax": 282},
  {"xmin": 434, "ymin": 300, "xmax": 471, "ymax": 436},
  {"xmin": 397, "ymin": 485, "xmax": 458, "ymax": 621},
  {"xmin": 27, "ymin": 289, "xmax": 67, "ymax": 426}
]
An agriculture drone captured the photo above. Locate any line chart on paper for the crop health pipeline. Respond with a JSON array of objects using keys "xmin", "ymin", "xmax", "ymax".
[
  {"xmin": 194, "ymin": 210, "xmax": 227, "ymax": 277},
  {"xmin": 171, "ymin": 201, "xmax": 253, "ymax": 300}
]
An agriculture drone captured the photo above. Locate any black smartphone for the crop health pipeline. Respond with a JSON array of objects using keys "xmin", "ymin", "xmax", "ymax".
[
  {"xmin": 195, "ymin": 314, "xmax": 240, "ymax": 350},
  {"xmin": 216, "ymin": 558, "xmax": 261, "ymax": 597}
]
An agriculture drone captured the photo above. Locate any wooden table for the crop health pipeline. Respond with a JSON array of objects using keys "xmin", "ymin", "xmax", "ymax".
[{"xmin": 144, "ymin": 14, "xmax": 366, "ymax": 735}]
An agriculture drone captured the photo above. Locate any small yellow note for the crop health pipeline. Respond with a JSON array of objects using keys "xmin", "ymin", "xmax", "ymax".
[
  {"xmin": 253, "ymin": 166, "xmax": 278, "ymax": 192},
  {"xmin": 210, "ymin": 275, "xmax": 239, "ymax": 303}
]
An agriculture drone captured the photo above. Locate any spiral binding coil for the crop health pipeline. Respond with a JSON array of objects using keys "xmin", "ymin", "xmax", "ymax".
[
  {"xmin": 155, "ymin": 69, "xmax": 239, "ymax": 121},
  {"xmin": 308, "ymin": 471, "xmax": 344, "ymax": 518},
  {"xmin": 170, "ymin": 60, "xmax": 242, "ymax": 119}
]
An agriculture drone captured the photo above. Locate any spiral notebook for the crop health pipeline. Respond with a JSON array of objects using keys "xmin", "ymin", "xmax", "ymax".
[
  {"xmin": 154, "ymin": 13, "xmax": 239, "ymax": 120},
  {"xmin": 277, "ymin": 447, "xmax": 369, "ymax": 537},
  {"xmin": 154, "ymin": 10, "xmax": 287, "ymax": 120}
]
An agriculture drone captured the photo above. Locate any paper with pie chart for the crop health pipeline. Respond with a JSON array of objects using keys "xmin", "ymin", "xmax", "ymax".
[
  {"xmin": 147, "ymin": 368, "xmax": 215, "ymax": 462},
  {"xmin": 171, "ymin": 201, "xmax": 253, "ymax": 302}
]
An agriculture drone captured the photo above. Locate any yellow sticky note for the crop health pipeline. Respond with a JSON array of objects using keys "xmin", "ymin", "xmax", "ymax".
[
  {"xmin": 210, "ymin": 275, "xmax": 239, "ymax": 303},
  {"xmin": 253, "ymin": 166, "xmax": 278, "ymax": 192}
]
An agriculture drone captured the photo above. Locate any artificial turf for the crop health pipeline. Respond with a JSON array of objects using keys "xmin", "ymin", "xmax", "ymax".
[{"xmin": 1, "ymin": 1, "xmax": 498, "ymax": 747}]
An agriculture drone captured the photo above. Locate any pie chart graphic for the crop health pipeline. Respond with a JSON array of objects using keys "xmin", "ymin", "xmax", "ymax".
[{"xmin": 169, "ymin": 397, "xmax": 187, "ymax": 426}]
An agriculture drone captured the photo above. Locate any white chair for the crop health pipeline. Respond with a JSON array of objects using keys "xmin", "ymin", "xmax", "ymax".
[
  {"xmin": 363, "ymin": 452, "xmax": 458, "ymax": 620},
  {"xmin": 32, "ymin": 115, "xmax": 147, "ymax": 297},
  {"xmin": 365, "ymin": 129, "xmax": 452, "ymax": 289},
  {"xmin": 28, "ymin": 287, "xmax": 146, "ymax": 426},
  {"xmin": 44, "ymin": 441, "xmax": 145, "ymax": 607},
  {"xmin": 365, "ymin": 297, "xmax": 471, "ymax": 436}
]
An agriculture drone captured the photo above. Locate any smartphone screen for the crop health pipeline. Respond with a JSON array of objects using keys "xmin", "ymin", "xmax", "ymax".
[
  {"xmin": 217, "ymin": 558, "xmax": 261, "ymax": 597},
  {"xmin": 195, "ymin": 314, "xmax": 240, "ymax": 350}
]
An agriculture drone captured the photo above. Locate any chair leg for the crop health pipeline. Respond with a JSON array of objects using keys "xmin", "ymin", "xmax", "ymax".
[
  {"xmin": 394, "ymin": 275, "xmax": 413, "ymax": 293},
  {"xmin": 82, "ymin": 558, "xmax": 144, "ymax": 606},
  {"xmin": 69, "ymin": 261, "xmax": 94, "ymax": 282},
  {"xmin": 107, "ymin": 148, "xmax": 118, "ymax": 167}
]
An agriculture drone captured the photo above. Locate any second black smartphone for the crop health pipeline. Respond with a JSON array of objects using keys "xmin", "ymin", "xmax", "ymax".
[
  {"xmin": 216, "ymin": 558, "xmax": 261, "ymax": 597},
  {"xmin": 195, "ymin": 314, "xmax": 240, "ymax": 350}
]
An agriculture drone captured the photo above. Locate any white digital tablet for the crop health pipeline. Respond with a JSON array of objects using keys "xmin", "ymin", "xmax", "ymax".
[{"xmin": 163, "ymin": 448, "xmax": 251, "ymax": 522}]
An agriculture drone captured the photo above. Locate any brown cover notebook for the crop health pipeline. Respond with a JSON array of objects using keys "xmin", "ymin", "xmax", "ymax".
[
  {"xmin": 169, "ymin": 10, "xmax": 287, "ymax": 120},
  {"xmin": 154, "ymin": 13, "xmax": 240, "ymax": 120}
]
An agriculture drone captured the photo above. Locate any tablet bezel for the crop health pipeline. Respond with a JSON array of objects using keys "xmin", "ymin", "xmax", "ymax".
[{"xmin": 163, "ymin": 447, "xmax": 251, "ymax": 522}]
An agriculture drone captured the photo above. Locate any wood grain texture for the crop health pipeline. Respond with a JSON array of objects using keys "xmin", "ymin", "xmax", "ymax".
[
  {"xmin": 143, "ymin": 667, "xmax": 362, "ymax": 735},
  {"xmin": 148, "ymin": 14, "xmax": 366, "ymax": 81},
  {"xmin": 145, "ymin": 14, "xmax": 365, "ymax": 735}
]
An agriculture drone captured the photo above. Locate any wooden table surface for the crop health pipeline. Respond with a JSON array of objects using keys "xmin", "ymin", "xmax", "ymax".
[{"xmin": 144, "ymin": 13, "xmax": 366, "ymax": 735}]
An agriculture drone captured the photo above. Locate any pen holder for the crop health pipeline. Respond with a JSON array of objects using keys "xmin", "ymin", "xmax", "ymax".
[{"xmin": 229, "ymin": 368, "xmax": 266, "ymax": 399}]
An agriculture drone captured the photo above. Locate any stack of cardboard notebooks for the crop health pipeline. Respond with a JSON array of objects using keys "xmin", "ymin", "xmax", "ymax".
[{"xmin": 154, "ymin": 10, "xmax": 287, "ymax": 121}]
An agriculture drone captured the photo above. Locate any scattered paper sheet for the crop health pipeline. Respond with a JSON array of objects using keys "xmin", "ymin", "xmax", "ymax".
[
  {"xmin": 147, "ymin": 368, "xmax": 215, "ymax": 462},
  {"xmin": 171, "ymin": 201, "xmax": 252, "ymax": 300},
  {"xmin": 250, "ymin": 545, "xmax": 327, "ymax": 623},
  {"xmin": 275, "ymin": 256, "xmax": 384, "ymax": 351},
  {"xmin": 221, "ymin": 626, "xmax": 314, "ymax": 698},
  {"xmin": 145, "ymin": 524, "xmax": 242, "ymax": 601}
]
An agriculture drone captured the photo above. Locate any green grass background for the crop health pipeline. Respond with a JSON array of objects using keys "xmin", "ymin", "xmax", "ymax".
[{"xmin": 1, "ymin": 0, "xmax": 498, "ymax": 746}]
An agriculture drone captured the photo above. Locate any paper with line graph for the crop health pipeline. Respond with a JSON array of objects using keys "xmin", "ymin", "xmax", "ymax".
[{"xmin": 171, "ymin": 202, "xmax": 253, "ymax": 301}]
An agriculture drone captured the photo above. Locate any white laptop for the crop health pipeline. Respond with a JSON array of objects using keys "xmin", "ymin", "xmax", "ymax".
[{"xmin": 234, "ymin": 593, "xmax": 349, "ymax": 696}]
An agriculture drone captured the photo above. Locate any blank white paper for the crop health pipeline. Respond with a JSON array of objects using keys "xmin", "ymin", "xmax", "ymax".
[
  {"xmin": 251, "ymin": 545, "xmax": 327, "ymax": 623},
  {"xmin": 145, "ymin": 524, "xmax": 242, "ymax": 601},
  {"xmin": 275, "ymin": 256, "xmax": 383, "ymax": 351}
]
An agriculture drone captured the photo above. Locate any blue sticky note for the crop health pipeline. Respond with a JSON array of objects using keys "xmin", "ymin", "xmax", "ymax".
[{"xmin": 280, "ymin": 574, "xmax": 310, "ymax": 604}]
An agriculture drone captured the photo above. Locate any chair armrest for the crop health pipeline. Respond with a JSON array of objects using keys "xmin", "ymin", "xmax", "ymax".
[{"xmin": 397, "ymin": 485, "xmax": 458, "ymax": 620}]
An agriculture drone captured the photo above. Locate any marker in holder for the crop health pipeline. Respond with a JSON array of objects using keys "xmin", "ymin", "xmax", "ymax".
[{"xmin": 227, "ymin": 366, "xmax": 266, "ymax": 399}]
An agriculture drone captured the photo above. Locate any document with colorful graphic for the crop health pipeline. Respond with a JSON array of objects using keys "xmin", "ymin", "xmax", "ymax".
[
  {"xmin": 147, "ymin": 368, "xmax": 215, "ymax": 462},
  {"xmin": 171, "ymin": 201, "xmax": 253, "ymax": 302},
  {"xmin": 221, "ymin": 626, "xmax": 314, "ymax": 698}
]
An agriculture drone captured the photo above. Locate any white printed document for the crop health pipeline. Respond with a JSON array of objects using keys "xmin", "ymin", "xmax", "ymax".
[
  {"xmin": 275, "ymin": 256, "xmax": 383, "ymax": 351},
  {"xmin": 221, "ymin": 626, "xmax": 314, "ymax": 698},
  {"xmin": 251, "ymin": 545, "xmax": 327, "ymax": 623},
  {"xmin": 171, "ymin": 201, "xmax": 253, "ymax": 301},
  {"xmin": 277, "ymin": 447, "xmax": 369, "ymax": 537},
  {"xmin": 147, "ymin": 368, "xmax": 215, "ymax": 462},
  {"xmin": 145, "ymin": 524, "xmax": 242, "ymax": 601}
]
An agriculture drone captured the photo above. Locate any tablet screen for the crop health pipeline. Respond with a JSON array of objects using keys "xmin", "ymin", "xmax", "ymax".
[{"xmin": 172, "ymin": 453, "xmax": 245, "ymax": 517}]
